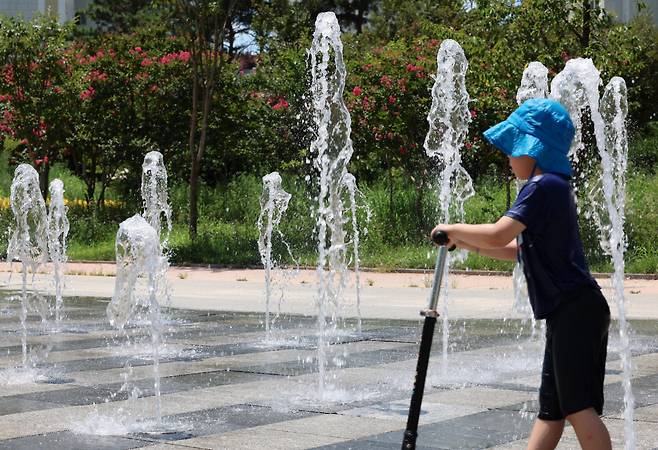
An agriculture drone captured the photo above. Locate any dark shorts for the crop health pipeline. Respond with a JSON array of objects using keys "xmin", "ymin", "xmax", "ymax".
[{"xmin": 538, "ymin": 286, "xmax": 611, "ymax": 421}]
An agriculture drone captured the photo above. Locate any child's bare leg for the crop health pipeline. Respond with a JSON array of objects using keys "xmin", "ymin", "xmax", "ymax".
[
  {"xmin": 565, "ymin": 407, "xmax": 612, "ymax": 450},
  {"xmin": 526, "ymin": 418, "xmax": 564, "ymax": 450},
  {"xmin": 527, "ymin": 419, "xmax": 564, "ymax": 450}
]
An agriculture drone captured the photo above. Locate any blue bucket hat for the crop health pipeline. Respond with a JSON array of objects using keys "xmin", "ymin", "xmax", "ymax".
[{"xmin": 483, "ymin": 98, "xmax": 575, "ymax": 176}]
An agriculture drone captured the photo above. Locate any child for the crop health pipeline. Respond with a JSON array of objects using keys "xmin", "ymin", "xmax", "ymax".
[{"xmin": 432, "ymin": 98, "xmax": 612, "ymax": 450}]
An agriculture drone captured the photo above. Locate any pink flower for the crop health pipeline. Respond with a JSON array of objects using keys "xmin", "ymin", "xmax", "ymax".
[
  {"xmin": 399, "ymin": 146, "xmax": 408, "ymax": 155},
  {"xmin": 380, "ymin": 75, "xmax": 392, "ymax": 88},
  {"xmin": 388, "ymin": 95, "xmax": 396, "ymax": 105},
  {"xmin": 272, "ymin": 98, "xmax": 289, "ymax": 110},
  {"xmin": 470, "ymin": 109, "xmax": 478, "ymax": 119},
  {"xmin": 20, "ymin": 138, "xmax": 28, "ymax": 145},
  {"xmin": 178, "ymin": 51, "xmax": 191, "ymax": 63},
  {"xmin": 135, "ymin": 47, "xmax": 143, "ymax": 53},
  {"xmin": 79, "ymin": 86, "xmax": 95, "ymax": 101},
  {"xmin": 352, "ymin": 86, "xmax": 362, "ymax": 96},
  {"xmin": 141, "ymin": 58, "xmax": 153, "ymax": 67},
  {"xmin": 464, "ymin": 141, "xmax": 473, "ymax": 150},
  {"xmin": 149, "ymin": 84, "xmax": 159, "ymax": 93}
]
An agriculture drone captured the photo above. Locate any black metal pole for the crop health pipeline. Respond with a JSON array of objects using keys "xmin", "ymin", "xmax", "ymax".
[
  {"xmin": 401, "ymin": 314, "xmax": 437, "ymax": 449},
  {"xmin": 401, "ymin": 230, "xmax": 450, "ymax": 450}
]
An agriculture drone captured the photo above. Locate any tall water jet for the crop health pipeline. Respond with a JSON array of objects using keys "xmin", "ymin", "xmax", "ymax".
[
  {"xmin": 598, "ymin": 77, "xmax": 634, "ymax": 449},
  {"xmin": 309, "ymin": 11, "xmax": 355, "ymax": 394},
  {"xmin": 107, "ymin": 214, "xmax": 167, "ymax": 425},
  {"xmin": 141, "ymin": 151, "xmax": 172, "ymax": 243},
  {"xmin": 47, "ymin": 179, "xmax": 69, "ymax": 325},
  {"xmin": 551, "ymin": 59, "xmax": 635, "ymax": 448},
  {"xmin": 424, "ymin": 39, "xmax": 474, "ymax": 367},
  {"xmin": 7, "ymin": 164, "xmax": 49, "ymax": 368},
  {"xmin": 513, "ymin": 62, "xmax": 549, "ymax": 330},
  {"xmin": 257, "ymin": 171, "xmax": 294, "ymax": 334}
]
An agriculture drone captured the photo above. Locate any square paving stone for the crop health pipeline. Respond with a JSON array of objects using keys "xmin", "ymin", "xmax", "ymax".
[{"xmin": 0, "ymin": 432, "xmax": 150, "ymax": 450}]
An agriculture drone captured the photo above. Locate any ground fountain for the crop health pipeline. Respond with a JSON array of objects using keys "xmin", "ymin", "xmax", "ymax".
[
  {"xmin": 308, "ymin": 11, "xmax": 357, "ymax": 395},
  {"xmin": 551, "ymin": 58, "xmax": 635, "ymax": 449},
  {"xmin": 107, "ymin": 214, "xmax": 168, "ymax": 427},
  {"xmin": 47, "ymin": 178, "xmax": 69, "ymax": 326},
  {"xmin": 7, "ymin": 164, "xmax": 50, "ymax": 370},
  {"xmin": 423, "ymin": 39, "xmax": 474, "ymax": 368},
  {"xmin": 257, "ymin": 171, "xmax": 295, "ymax": 335}
]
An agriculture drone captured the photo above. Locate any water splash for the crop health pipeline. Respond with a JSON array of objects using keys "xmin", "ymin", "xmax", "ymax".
[
  {"xmin": 424, "ymin": 39, "xmax": 474, "ymax": 368},
  {"xmin": 141, "ymin": 151, "xmax": 172, "ymax": 244},
  {"xmin": 309, "ymin": 11, "xmax": 355, "ymax": 395},
  {"xmin": 550, "ymin": 58, "xmax": 603, "ymax": 202},
  {"xmin": 516, "ymin": 62, "xmax": 549, "ymax": 105},
  {"xmin": 107, "ymin": 214, "xmax": 167, "ymax": 425},
  {"xmin": 47, "ymin": 179, "xmax": 69, "ymax": 325},
  {"xmin": 7, "ymin": 164, "xmax": 49, "ymax": 367},
  {"xmin": 257, "ymin": 171, "xmax": 296, "ymax": 334}
]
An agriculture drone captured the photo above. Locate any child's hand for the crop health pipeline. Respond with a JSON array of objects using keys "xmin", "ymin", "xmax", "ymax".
[{"xmin": 430, "ymin": 224, "xmax": 455, "ymax": 248}]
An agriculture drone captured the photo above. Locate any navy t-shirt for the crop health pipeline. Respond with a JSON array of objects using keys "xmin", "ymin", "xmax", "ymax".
[{"xmin": 504, "ymin": 173, "xmax": 599, "ymax": 319}]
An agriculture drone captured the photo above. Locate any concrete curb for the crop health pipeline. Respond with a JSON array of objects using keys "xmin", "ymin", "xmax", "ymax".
[{"xmin": 48, "ymin": 260, "xmax": 658, "ymax": 280}]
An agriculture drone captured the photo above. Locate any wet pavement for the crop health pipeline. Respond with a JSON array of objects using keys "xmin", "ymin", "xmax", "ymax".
[{"xmin": 1, "ymin": 293, "xmax": 658, "ymax": 449}]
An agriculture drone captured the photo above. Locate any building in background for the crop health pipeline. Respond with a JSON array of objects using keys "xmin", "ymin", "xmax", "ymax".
[
  {"xmin": 602, "ymin": 0, "xmax": 658, "ymax": 24},
  {"xmin": 1, "ymin": 0, "xmax": 657, "ymax": 26},
  {"xmin": 0, "ymin": 0, "xmax": 94, "ymax": 24}
]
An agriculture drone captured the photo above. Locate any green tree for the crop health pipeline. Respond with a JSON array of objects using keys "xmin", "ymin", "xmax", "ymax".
[
  {"xmin": 165, "ymin": 0, "xmax": 238, "ymax": 238},
  {"xmin": 0, "ymin": 16, "xmax": 74, "ymax": 196}
]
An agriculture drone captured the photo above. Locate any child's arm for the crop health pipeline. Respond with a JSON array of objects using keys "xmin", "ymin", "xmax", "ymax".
[
  {"xmin": 454, "ymin": 239, "xmax": 518, "ymax": 261},
  {"xmin": 432, "ymin": 216, "xmax": 525, "ymax": 258}
]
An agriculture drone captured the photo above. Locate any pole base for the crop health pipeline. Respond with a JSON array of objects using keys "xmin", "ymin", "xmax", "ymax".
[{"xmin": 401, "ymin": 430, "xmax": 417, "ymax": 449}]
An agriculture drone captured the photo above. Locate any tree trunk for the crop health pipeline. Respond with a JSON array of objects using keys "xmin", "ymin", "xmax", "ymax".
[
  {"xmin": 189, "ymin": 159, "xmax": 200, "ymax": 237},
  {"xmin": 581, "ymin": 0, "xmax": 591, "ymax": 48},
  {"xmin": 39, "ymin": 163, "xmax": 50, "ymax": 200}
]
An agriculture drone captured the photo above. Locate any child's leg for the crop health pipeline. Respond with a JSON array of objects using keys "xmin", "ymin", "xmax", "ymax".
[
  {"xmin": 526, "ymin": 418, "xmax": 564, "ymax": 450},
  {"xmin": 565, "ymin": 407, "xmax": 612, "ymax": 450}
]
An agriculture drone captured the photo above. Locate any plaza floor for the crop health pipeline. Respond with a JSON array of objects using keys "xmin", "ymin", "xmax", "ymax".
[{"xmin": 0, "ymin": 266, "xmax": 657, "ymax": 449}]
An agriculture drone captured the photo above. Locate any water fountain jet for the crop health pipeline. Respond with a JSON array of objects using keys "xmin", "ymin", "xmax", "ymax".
[
  {"xmin": 7, "ymin": 164, "xmax": 49, "ymax": 368},
  {"xmin": 47, "ymin": 178, "xmax": 69, "ymax": 326}
]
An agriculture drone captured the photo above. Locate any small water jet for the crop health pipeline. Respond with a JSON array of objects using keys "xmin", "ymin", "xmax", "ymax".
[
  {"xmin": 257, "ymin": 171, "xmax": 295, "ymax": 334},
  {"xmin": 47, "ymin": 178, "xmax": 69, "ymax": 326},
  {"xmin": 107, "ymin": 214, "xmax": 167, "ymax": 426},
  {"xmin": 423, "ymin": 39, "xmax": 474, "ymax": 367},
  {"xmin": 7, "ymin": 164, "xmax": 49, "ymax": 368},
  {"xmin": 141, "ymin": 150, "xmax": 172, "ymax": 243},
  {"xmin": 342, "ymin": 172, "xmax": 370, "ymax": 333}
]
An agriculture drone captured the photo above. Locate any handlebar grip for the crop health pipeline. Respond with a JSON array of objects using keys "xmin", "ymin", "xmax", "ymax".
[{"xmin": 431, "ymin": 230, "xmax": 449, "ymax": 246}]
